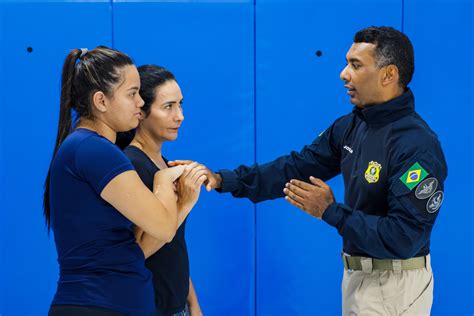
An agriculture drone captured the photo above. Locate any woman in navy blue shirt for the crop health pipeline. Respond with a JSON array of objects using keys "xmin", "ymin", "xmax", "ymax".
[
  {"xmin": 44, "ymin": 47, "xmax": 205, "ymax": 316},
  {"xmin": 119, "ymin": 65, "xmax": 204, "ymax": 316}
]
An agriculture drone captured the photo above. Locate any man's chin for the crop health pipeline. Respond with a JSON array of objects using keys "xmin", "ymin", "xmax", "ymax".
[{"xmin": 349, "ymin": 97, "xmax": 360, "ymax": 106}]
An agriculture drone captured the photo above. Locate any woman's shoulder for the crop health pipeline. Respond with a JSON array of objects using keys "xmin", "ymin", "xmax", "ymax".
[
  {"xmin": 124, "ymin": 145, "xmax": 147, "ymax": 162},
  {"xmin": 123, "ymin": 145, "xmax": 156, "ymax": 172},
  {"xmin": 62, "ymin": 128, "xmax": 114, "ymax": 151},
  {"xmin": 69, "ymin": 129, "xmax": 130, "ymax": 168}
]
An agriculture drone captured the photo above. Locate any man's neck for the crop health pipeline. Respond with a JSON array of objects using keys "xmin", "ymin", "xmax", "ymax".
[{"xmin": 361, "ymin": 86, "xmax": 405, "ymax": 108}]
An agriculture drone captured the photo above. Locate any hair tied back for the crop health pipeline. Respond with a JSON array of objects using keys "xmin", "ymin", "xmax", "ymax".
[{"xmin": 80, "ymin": 48, "xmax": 88, "ymax": 58}]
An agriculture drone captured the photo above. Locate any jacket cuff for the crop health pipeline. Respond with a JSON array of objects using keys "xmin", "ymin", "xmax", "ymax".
[
  {"xmin": 216, "ymin": 169, "xmax": 239, "ymax": 193},
  {"xmin": 322, "ymin": 203, "xmax": 345, "ymax": 228}
]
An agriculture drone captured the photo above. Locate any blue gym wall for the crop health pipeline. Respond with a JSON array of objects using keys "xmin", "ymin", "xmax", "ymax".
[{"xmin": 0, "ymin": 0, "xmax": 472, "ymax": 315}]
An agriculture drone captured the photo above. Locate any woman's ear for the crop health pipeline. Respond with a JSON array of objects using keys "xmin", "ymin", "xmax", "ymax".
[
  {"xmin": 138, "ymin": 109, "xmax": 146, "ymax": 120},
  {"xmin": 92, "ymin": 91, "xmax": 108, "ymax": 113}
]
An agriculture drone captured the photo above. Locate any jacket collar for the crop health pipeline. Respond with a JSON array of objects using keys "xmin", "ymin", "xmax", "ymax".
[{"xmin": 352, "ymin": 89, "xmax": 415, "ymax": 126}]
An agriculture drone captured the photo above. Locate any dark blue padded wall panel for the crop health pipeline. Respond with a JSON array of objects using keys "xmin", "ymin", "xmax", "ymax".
[
  {"xmin": 0, "ymin": 2, "xmax": 5, "ymax": 312},
  {"xmin": 255, "ymin": 1, "xmax": 401, "ymax": 315},
  {"xmin": 113, "ymin": 1, "xmax": 255, "ymax": 315},
  {"xmin": 0, "ymin": 2, "xmax": 112, "ymax": 315},
  {"xmin": 0, "ymin": 4, "xmax": 5, "ymax": 314},
  {"xmin": 0, "ymin": 1, "xmax": 472, "ymax": 315},
  {"xmin": 404, "ymin": 0, "xmax": 474, "ymax": 314}
]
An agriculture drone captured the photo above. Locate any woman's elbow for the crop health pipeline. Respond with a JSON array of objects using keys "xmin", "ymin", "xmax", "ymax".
[{"xmin": 147, "ymin": 225, "xmax": 176, "ymax": 243}]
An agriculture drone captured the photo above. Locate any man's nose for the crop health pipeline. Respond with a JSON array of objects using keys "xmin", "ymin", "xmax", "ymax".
[{"xmin": 340, "ymin": 65, "xmax": 349, "ymax": 82}]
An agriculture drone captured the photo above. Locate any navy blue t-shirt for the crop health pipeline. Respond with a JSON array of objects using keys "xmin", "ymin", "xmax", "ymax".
[
  {"xmin": 49, "ymin": 129, "xmax": 155, "ymax": 316},
  {"xmin": 124, "ymin": 145, "xmax": 189, "ymax": 315}
]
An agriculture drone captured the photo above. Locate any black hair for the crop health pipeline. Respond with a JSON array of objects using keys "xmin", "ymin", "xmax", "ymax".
[
  {"xmin": 137, "ymin": 65, "xmax": 176, "ymax": 117},
  {"xmin": 116, "ymin": 65, "xmax": 176, "ymax": 149},
  {"xmin": 354, "ymin": 26, "xmax": 414, "ymax": 88},
  {"xmin": 43, "ymin": 46, "xmax": 134, "ymax": 230}
]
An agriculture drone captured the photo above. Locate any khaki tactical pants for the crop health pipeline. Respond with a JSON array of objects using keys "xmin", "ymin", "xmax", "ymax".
[{"xmin": 342, "ymin": 255, "xmax": 433, "ymax": 315}]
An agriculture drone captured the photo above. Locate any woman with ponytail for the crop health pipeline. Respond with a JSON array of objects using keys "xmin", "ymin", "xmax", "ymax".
[{"xmin": 44, "ymin": 47, "xmax": 207, "ymax": 316}]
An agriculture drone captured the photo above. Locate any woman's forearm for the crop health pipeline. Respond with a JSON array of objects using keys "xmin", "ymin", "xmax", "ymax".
[
  {"xmin": 135, "ymin": 203, "xmax": 192, "ymax": 258},
  {"xmin": 135, "ymin": 227, "xmax": 166, "ymax": 258},
  {"xmin": 187, "ymin": 278, "xmax": 202, "ymax": 316}
]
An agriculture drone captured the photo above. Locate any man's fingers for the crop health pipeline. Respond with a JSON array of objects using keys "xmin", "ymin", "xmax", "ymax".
[
  {"xmin": 289, "ymin": 179, "xmax": 314, "ymax": 191},
  {"xmin": 285, "ymin": 195, "xmax": 305, "ymax": 210},
  {"xmin": 186, "ymin": 164, "xmax": 204, "ymax": 176},
  {"xmin": 191, "ymin": 169, "xmax": 209, "ymax": 185},
  {"xmin": 196, "ymin": 174, "xmax": 208, "ymax": 187},
  {"xmin": 168, "ymin": 160, "xmax": 194, "ymax": 167},
  {"xmin": 283, "ymin": 188, "xmax": 306, "ymax": 205},
  {"xmin": 203, "ymin": 173, "xmax": 218, "ymax": 191},
  {"xmin": 187, "ymin": 165, "xmax": 209, "ymax": 183},
  {"xmin": 285, "ymin": 182, "xmax": 309, "ymax": 198},
  {"xmin": 309, "ymin": 176, "xmax": 327, "ymax": 188},
  {"xmin": 205, "ymin": 179, "xmax": 215, "ymax": 192}
]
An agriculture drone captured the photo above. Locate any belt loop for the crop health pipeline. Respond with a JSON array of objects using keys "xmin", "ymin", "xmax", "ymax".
[
  {"xmin": 425, "ymin": 255, "xmax": 432, "ymax": 273},
  {"xmin": 392, "ymin": 259, "xmax": 402, "ymax": 274},
  {"xmin": 360, "ymin": 257, "xmax": 373, "ymax": 273},
  {"xmin": 342, "ymin": 252, "xmax": 350, "ymax": 270}
]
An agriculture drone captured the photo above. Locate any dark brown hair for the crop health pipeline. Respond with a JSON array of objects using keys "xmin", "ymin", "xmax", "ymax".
[{"xmin": 43, "ymin": 46, "xmax": 133, "ymax": 230}]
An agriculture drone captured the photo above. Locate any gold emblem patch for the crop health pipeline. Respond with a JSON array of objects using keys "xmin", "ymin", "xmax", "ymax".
[{"xmin": 365, "ymin": 161, "xmax": 382, "ymax": 183}]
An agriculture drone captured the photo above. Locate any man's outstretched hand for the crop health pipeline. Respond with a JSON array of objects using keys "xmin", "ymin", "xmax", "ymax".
[
  {"xmin": 168, "ymin": 160, "xmax": 222, "ymax": 191},
  {"xmin": 283, "ymin": 176, "xmax": 335, "ymax": 219}
]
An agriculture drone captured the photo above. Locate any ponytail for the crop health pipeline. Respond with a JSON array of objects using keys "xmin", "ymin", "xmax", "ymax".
[
  {"xmin": 43, "ymin": 46, "xmax": 133, "ymax": 230},
  {"xmin": 43, "ymin": 49, "xmax": 81, "ymax": 230}
]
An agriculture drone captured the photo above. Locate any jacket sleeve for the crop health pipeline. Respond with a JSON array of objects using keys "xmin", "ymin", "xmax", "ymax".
[
  {"xmin": 218, "ymin": 118, "xmax": 346, "ymax": 203},
  {"xmin": 322, "ymin": 149, "xmax": 448, "ymax": 259}
]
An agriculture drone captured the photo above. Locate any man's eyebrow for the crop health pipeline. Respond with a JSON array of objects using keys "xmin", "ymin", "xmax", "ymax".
[{"xmin": 348, "ymin": 57, "xmax": 362, "ymax": 63}]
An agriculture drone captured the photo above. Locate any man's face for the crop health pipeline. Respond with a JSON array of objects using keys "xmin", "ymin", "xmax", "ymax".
[{"xmin": 340, "ymin": 43, "xmax": 385, "ymax": 107}]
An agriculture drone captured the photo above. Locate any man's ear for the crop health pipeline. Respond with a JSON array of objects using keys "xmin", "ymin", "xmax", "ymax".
[
  {"xmin": 381, "ymin": 64, "xmax": 399, "ymax": 87},
  {"xmin": 92, "ymin": 91, "xmax": 108, "ymax": 113}
]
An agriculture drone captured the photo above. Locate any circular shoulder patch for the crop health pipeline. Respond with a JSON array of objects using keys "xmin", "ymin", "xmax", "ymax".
[
  {"xmin": 426, "ymin": 191, "xmax": 444, "ymax": 213},
  {"xmin": 415, "ymin": 177, "xmax": 438, "ymax": 200}
]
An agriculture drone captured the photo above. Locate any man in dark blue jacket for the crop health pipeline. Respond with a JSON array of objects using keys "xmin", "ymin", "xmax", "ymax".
[{"xmin": 172, "ymin": 26, "xmax": 447, "ymax": 315}]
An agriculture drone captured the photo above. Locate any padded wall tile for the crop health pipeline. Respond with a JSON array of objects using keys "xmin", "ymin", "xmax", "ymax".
[
  {"xmin": 404, "ymin": 1, "xmax": 474, "ymax": 314},
  {"xmin": 114, "ymin": 2, "xmax": 255, "ymax": 315},
  {"xmin": 255, "ymin": 1, "xmax": 400, "ymax": 314},
  {"xmin": 0, "ymin": 2, "xmax": 111, "ymax": 315}
]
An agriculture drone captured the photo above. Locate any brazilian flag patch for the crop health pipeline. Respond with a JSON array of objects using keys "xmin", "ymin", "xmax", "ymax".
[{"xmin": 400, "ymin": 162, "xmax": 429, "ymax": 190}]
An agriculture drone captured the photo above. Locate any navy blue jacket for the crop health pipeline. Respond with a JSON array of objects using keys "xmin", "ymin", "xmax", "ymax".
[{"xmin": 219, "ymin": 90, "xmax": 447, "ymax": 259}]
